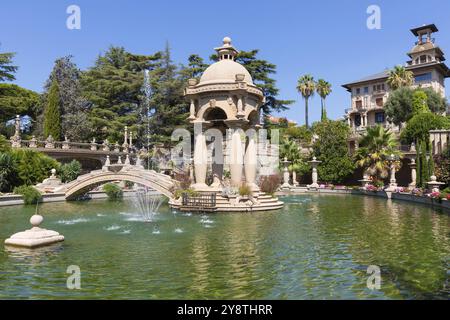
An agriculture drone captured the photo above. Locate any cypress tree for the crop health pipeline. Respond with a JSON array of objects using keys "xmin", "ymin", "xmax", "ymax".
[
  {"xmin": 419, "ymin": 141, "xmax": 428, "ymax": 187},
  {"xmin": 43, "ymin": 78, "xmax": 62, "ymax": 140},
  {"xmin": 416, "ymin": 140, "xmax": 422, "ymax": 187},
  {"xmin": 427, "ymin": 141, "xmax": 435, "ymax": 179}
]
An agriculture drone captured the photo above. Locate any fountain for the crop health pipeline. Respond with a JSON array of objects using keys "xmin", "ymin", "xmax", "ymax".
[{"xmin": 133, "ymin": 188, "xmax": 163, "ymax": 222}]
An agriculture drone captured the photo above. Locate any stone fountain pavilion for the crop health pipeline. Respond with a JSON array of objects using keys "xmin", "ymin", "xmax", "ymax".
[{"xmin": 169, "ymin": 37, "xmax": 283, "ymax": 212}]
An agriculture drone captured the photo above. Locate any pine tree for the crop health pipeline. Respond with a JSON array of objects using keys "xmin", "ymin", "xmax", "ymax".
[
  {"xmin": 81, "ymin": 46, "xmax": 160, "ymax": 142},
  {"xmin": 41, "ymin": 56, "xmax": 91, "ymax": 141},
  {"xmin": 210, "ymin": 49, "xmax": 293, "ymax": 115},
  {"xmin": 43, "ymin": 79, "xmax": 62, "ymax": 140},
  {"xmin": 147, "ymin": 43, "xmax": 189, "ymax": 145},
  {"xmin": 0, "ymin": 47, "xmax": 18, "ymax": 82}
]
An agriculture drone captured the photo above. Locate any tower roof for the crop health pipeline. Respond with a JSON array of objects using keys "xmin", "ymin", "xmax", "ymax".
[{"xmin": 410, "ymin": 24, "xmax": 438, "ymax": 36}]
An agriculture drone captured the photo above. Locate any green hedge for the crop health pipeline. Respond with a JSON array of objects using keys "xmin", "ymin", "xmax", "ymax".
[
  {"xmin": 103, "ymin": 183, "xmax": 123, "ymax": 200},
  {"xmin": 13, "ymin": 185, "xmax": 42, "ymax": 205}
]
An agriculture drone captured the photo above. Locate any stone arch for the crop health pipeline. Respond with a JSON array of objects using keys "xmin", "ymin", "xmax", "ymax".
[
  {"xmin": 197, "ymin": 104, "xmax": 233, "ymax": 121},
  {"xmin": 64, "ymin": 170, "xmax": 175, "ymax": 200}
]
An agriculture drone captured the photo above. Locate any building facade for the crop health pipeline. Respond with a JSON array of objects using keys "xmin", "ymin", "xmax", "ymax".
[{"xmin": 343, "ymin": 24, "xmax": 450, "ymax": 152}]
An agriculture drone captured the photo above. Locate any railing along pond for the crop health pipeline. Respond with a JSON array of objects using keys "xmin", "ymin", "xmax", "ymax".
[{"xmin": 181, "ymin": 193, "xmax": 217, "ymax": 209}]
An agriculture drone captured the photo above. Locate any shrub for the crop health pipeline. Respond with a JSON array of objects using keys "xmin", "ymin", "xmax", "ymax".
[
  {"xmin": 103, "ymin": 183, "xmax": 123, "ymax": 200},
  {"xmin": 59, "ymin": 160, "xmax": 81, "ymax": 183},
  {"xmin": 259, "ymin": 175, "xmax": 281, "ymax": 196},
  {"xmin": 174, "ymin": 188, "xmax": 198, "ymax": 199},
  {"xmin": 174, "ymin": 171, "xmax": 191, "ymax": 190},
  {"xmin": 125, "ymin": 181, "xmax": 134, "ymax": 189},
  {"xmin": 13, "ymin": 185, "xmax": 42, "ymax": 205},
  {"xmin": 238, "ymin": 184, "xmax": 252, "ymax": 196}
]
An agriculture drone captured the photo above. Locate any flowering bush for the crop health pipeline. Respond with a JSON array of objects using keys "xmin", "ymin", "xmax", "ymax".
[
  {"xmin": 395, "ymin": 187, "xmax": 405, "ymax": 193},
  {"xmin": 366, "ymin": 185, "xmax": 379, "ymax": 192},
  {"xmin": 428, "ymin": 191, "xmax": 441, "ymax": 199},
  {"xmin": 411, "ymin": 188, "xmax": 423, "ymax": 196}
]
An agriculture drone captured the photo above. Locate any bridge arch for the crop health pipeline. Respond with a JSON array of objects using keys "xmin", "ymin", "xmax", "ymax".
[{"xmin": 64, "ymin": 168, "xmax": 175, "ymax": 201}]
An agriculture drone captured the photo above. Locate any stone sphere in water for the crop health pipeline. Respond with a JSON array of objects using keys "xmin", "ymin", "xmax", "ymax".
[{"xmin": 30, "ymin": 215, "xmax": 43, "ymax": 227}]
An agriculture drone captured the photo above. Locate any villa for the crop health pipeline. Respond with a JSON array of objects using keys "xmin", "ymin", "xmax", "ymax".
[{"xmin": 343, "ymin": 24, "xmax": 450, "ymax": 153}]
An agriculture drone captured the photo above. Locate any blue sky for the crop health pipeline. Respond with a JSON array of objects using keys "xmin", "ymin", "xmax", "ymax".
[{"xmin": 1, "ymin": 0, "xmax": 449, "ymax": 125}]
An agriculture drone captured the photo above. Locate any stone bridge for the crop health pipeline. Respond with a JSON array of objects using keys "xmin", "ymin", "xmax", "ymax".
[{"xmin": 53, "ymin": 164, "xmax": 176, "ymax": 200}]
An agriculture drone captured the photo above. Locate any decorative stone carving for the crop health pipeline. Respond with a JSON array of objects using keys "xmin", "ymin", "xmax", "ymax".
[
  {"xmin": 90, "ymin": 138, "xmax": 97, "ymax": 151},
  {"xmin": 103, "ymin": 139, "xmax": 110, "ymax": 151},
  {"xmin": 29, "ymin": 135, "xmax": 37, "ymax": 148},
  {"xmin": 308, "ymin": 157, "xmax": 322, "ymax": 190},
  {"xmin": 62, "ymin": 136, "xmax": 70, "ymax": 150},
  {"xmin": 45, "ymin": 135, "xmax": 55, "ymax": 149}
]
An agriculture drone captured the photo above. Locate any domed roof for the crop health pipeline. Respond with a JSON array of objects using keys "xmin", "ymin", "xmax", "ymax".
[
  {"xmin": 199, "ymin": 59, "xmax": 254, "ymax": 85},
  {"xmin": 198, "ymin": 37, "xmax": 254, "ymax": 85}
]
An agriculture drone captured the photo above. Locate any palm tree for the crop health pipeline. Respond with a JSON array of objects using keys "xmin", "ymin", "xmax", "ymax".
[
  {"xmin": 316, "ymin": 79, "xmax": 332, "ymax": 121},
  {"xmin": 386, "ymin": 65, "xmax": 414, "ymax": 90},
  {"xmin": 280, "ymin": 138, "xmax": 305, "ymax": 185},
  {"xmin": 354, "ymin": 125, "xmax": 402, "ymax": 182},
  {"xmin": 297, "ymin": 74, "xmax": 316, "ymax": 128}
]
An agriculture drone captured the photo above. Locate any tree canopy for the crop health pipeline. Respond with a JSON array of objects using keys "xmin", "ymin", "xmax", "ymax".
[
  {"xmin": 384, "ymin": 87, "xmax": 447, "ymax": 125},
  {"xmin": 81, "ymin": 46, "xmax": 161, "ymax": 142},
  {"xmin": 312, "ymin": 120, "xmax": 355, "ymax": 183},
  {"xmin": 0, "ymin": 83, "xmax": 39, "ymax": 125},
  {"xmin": 0, "ymin": 48, "xmax": 18, "ymax": 82}
]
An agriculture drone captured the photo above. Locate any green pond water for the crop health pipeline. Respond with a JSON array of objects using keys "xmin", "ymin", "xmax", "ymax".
[{"xmin": 0, "ymin": 194, "xmax": 449, "ymax": 300}]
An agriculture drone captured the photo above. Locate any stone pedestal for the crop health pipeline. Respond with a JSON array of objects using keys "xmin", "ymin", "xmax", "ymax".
[
  {"xmin": 307, "ymin": 157, "xmax": 322, "ymax": 190},
  {"xmin": 427, "ymin": 175, "xmax": 445, "ymax": 193},
  {"xmin": 5, "ymin": 214, "xmax": 64, "ymax": 248},
  {"xmin": 281, "ymin": 157, "xmax": 291, "ymax": 189},
  {"xmin": 409, "ymin": 159, "xmax": 417, "ymax": 188}
]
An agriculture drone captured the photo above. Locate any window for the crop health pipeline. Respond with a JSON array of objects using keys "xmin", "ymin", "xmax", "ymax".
[
  {"xmin": 364, "ymin": 86, "xmax": 369, "ymax": 94},
  {"xmin": 420, "ymin": 55, "xmax": 427, "ymax": 64},
  {"xmin": 415, "ymin": 72, "xmax": 432, "ymax": 83},
  {"xmin": 355, "ymin": 88, "xmax": 360, "ymax": 95},
  {"xmin": 376, "ymin": 98, "xmax": 383, "ymax": 107},
  {"xmin": 355, "ymin": 114, "xmax": 361, "ymax": 127},
  {"xmin": 355, "ymin": 100, "xmax": 362, "ymax": 108},
  {"xmin": 375, "ymin": 112, "xmax": 385, "ymax": 123}
]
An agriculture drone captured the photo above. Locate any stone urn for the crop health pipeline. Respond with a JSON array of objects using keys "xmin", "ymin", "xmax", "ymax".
[
  {"xmin": 188, "ymin": 78, "xmax": 198, "ymax": 86},
  {"xmin": 235, "ymin": 74, "xmax": 245, "ymax": 82}
]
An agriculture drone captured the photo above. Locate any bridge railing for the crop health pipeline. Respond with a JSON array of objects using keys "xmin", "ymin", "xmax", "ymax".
[{"xmin": 10, "ymin": 138, "xmax": 134, "ymax": 154}]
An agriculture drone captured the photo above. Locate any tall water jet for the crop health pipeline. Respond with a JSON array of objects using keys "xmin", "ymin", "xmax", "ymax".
[{"xmin": 133, "ymin": 188, "xmax": 163, "ymax": 222}]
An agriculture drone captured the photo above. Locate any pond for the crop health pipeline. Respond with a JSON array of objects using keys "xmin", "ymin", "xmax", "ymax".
[{"xmin": 0, "ymin": 194, "xmax": 449, "ymax": 299}]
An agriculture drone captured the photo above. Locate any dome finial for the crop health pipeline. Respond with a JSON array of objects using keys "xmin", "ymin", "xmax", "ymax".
[
  {"xmin": 215, "ymin": 36, "xmax": 238, "ymax": 61},
  {"xmin": 223, "ymin": 36, "xmax": 232, "ymax": 47}
]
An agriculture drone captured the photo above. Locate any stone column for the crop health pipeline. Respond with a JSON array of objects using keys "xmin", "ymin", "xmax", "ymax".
[
  {"xmin": 244, "ymin": 132, "xmax": 258, "ymax": 191},
  {"xmin": 229, "ymin": 128, "xmax": 244, "ymax": 187},
  {"xmin": 129, "ymin": 132, "xmax": 133, "ymax": 150},
  {"xmin": 122, "ymin": 126, "xmax": 129, "ymax": 152},
  {"xmin": 292, "ymin": 171, "xmax": 298, "ymax": 186},
  {"xmin": 409, "ymin": 158, "xmax": 417, "ymax": 188},
  {"xmin": 193, "ymin": 128, "xmax": 208, "ymax": 190},
  {"xmin": 188, "ymin": 99, "xmax": 196, "ymax": 120},
  {"xmin": 236, "ymin": 96, "xmax": 245, "ymax": 118}
]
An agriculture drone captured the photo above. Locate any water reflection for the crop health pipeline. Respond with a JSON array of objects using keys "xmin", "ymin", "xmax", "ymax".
[{"xmin": 0, "ymin": 196, "xmax": 449, "ymax": 299}]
